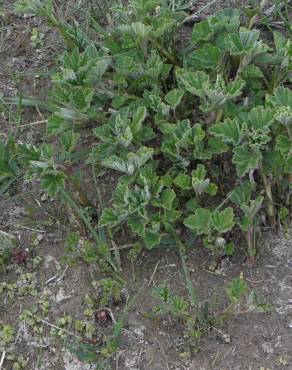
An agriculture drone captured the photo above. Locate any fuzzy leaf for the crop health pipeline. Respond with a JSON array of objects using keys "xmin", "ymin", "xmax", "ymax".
[
  {"xmin": 41, "ymin": 172, "xmax": 65, "ymax": 195},
  {"xmin": 209, "ymin": 118, "xmax": 240, "ymax": 145},
  {"xmin": 266, "ymin": 86, "xmax": 292, "ymax": 108},
  {"xmin": 161, "ymin": 189, "xmax": 176, "ymax": 210},
  {"xmin": 184, "ymin": 208, "xmax": 211, "ymax": 235},
  {"xmin": 176, "ymin": 69, "xmax": 209, "ymax": 97},
  {"xmin": 192, "ymin": 20, "xmax": 213, "ymax": 43},
  {"xmin": 228, "ymin": 181, "xmax": 252, "ymax": 205},
  {"xmin": 232, "ymin": 146, "xmax": 261, "ymax": 177},
  {"xmin": 188, "ymin": 44, "xmax": 221, "ymax": 70},
  {"xmin": 173, "ymin": 173, "xmax": 191, "ymax": 190},
  {"xmin": 143, "ymin": 231, "xmax": 161, "ymax": 249},
  {"xmin": 241, "ymin": 196, "xmax": 264, "ymax": 219},
  {"xmin": 247, "ymin": 106, "xmax": 275, "ymax": 131},
  {"xmin": 276, "ymin": 135, "xmax": 292, "ymax": 156},
  {"xmin": 128, "ymin": 217, "xmax": 146, "ymax": 236},
  {"xmin": 131, "ymin": 106, "xmax": 147, "ymax": 135},
  {"xmin": 101, "ymin": 147, "xmax": 154, "ymax": 175},
  {"xmin": 226, "ymin": 79, "xmax": 245, "ymax": 98},
  {"xmin": 132, "ymin": 22, "xmax": 152, "ymax": 38},
  {"xmin": 99, "ymin": 208, "xmax": 120, "ymax": 227},
  {"xmin": 211, "ymin": 207, "xmax": 235, "ymax": 233},
  {"xmin": 165, "ymin": 89, "xmax": 184, "ymax": 109}
]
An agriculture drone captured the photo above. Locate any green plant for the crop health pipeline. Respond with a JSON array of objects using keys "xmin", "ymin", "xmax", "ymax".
[
  {"xmin": 6, "ymin": 1, "xmax": 292, "ymax": 361},
  {"xmin": 0, "ymin": 138, "xmax": 21, "ymax": 195}
]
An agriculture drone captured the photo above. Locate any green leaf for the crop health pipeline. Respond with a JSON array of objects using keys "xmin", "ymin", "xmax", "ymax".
[
  {"xmin": 101, "ymin": 147, "xmax": 154, "ymax": 175},
  {"xmin": 247, "ymin": 106, "xmax": 274, "ymax": 131},
  {"xmin": 226, "ymin": 79, "xmax": 245, "ymax": 98},
  {"xmin": 99, "ymin": 208, "xmax": 119, "ymax": 227},
  {"xmin": 131, "ymin": 106, "xmax": 147, "ymax": 135},
  {"xmin": 273, "ymin": 30, "xmax": 287, "ymax": 53},
  {"xmin": 47, "ymin": 115, "xmax": 67, "ymax": 136},
  {"xmin": 71, "ymin": 87, "xmax": 95, "ymax": 111},
  {"xmin": 206, "ymin": 183, "xmax": 218, "ymax": 196},
  {"xmin": 211, "ymin": 207, "xmax": 235, "ymax": 233},
  {"xmin": 191, "ymin": 164, "xmax": 210, "ymax": 195},
  {"xmin": 185, "ymin": 198, "xmax": 199, "ymax": 213},
  {"xmin": 188, "ymin": 44, "xmax": 221, "ymax": 70},
  {"xmin": 276, "ymin": 135, "xmax": 292, "ymax": 156},
  {"xmin": 164, "ymin": 209, "xmax": 182, "ymax": 223},
  {"xmin": 161, "ymin": 188, "xmax": 176, "ymax": 210},
  {"xmin": 192, "ymin": 20, "xmax": 213, "ymax": 43},
  {"xmin": 209, "ymin": 118, "xmax": 240, "ymax": 145},
  {"xmin": 131, "ymin": 22, "xmax": 152, "ymax": 38},
  {"xmin": 226, "ymin": 277, "xmax": 248, "ymax": 303},
  {"xmin": 266, "ymin": 86, "xmax": 292, "ymax": 108},
  {"xmin": 176, "ymin": 69, "xmax": 209, "ymax": 97},
  {"xmin": 173, "ymin": 173, "xmax": 191, "ymax": 190},
  {"xmin": 41, "ymin": 172, "xmax": 65, "ymax": 195},
  {"xmin": 228, "ymin": 181, "xmax": 252, "ymax": 205},
  {"xmin": 165, "ymin": 89, "xmax": 184, "ymax": 109},
  {"xmin": 143, "ymin": 230, "xmax": 161, "ymax": 249},
  {"xmin": 232, "ymin": 146, "xmax": 261, "ymax": 177},
  {"xmin": 209, "ymin": 9, "xmax": 241, "ymax": 33},
  {"xmin": 241, "ymin": 196, "xmax": 264, "ymax": 220},
  {"xmin": 229, "ymin": 28, "xmax": 260, "ymax": 56},
  {"xmin": 184, "ymin": 208, "xmax": 211, "ymax": 235},
  {"xmin": 128, "ymin": 217, "xmax": 147, "ymax": 236}
]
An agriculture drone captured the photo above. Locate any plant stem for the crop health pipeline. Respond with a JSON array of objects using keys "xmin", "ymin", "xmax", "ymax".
[
  {"xmin": 246, "ymin": 225, "xmax": 256, "ymax": 263},
  {"xmin": 259, "ymin": 163, "xmax": 275, "ymax": 226}
]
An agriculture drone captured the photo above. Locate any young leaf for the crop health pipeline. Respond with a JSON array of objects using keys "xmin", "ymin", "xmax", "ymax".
[
  {"xmin": 276, "ymin": 135, "xmax": 292, "ymax": 156},
  {"xmin": 101, "ymin": 147, "xmax": 154, "ymax": 175},
  {"xmin": 131, "ymin": 106, "xmax": 147, "ymax": 135},
  {"xmin": 209, "ymin": 118, "xmax": 241, "ymax": 145},
  {"xmin": 191, "ymin": 20, "xmax": 213, "ymax": 43},
  {"xmin": 41, "ymin": 172, "xmax": 65, "ymax": 195},
  {"xmin": 161, "ymin": 188, "xmax": 176, "ymax": 210},
  {"xmin": 241, "ymin": 196, "xmax": 264, "ymax": 220},
  {"xmin": 226, "ymin": 277, "xmax": 248, "ymax": 303},
  {"xmin": 247, "ymin": 106, "xmax": 274, "ymax": 131},
  {"xmin": 191, "ymin": 164, "xmax": 210, "ymax": 195},
  {"xmin": 232, "ymin": 145, "xmax": 261, "ymax": 177},
  {"xmin": 228, "ymin": 181, "xmax": 252, "ymax": 205},
  {"xmin": 165, "ymin": 89, "xmax": 184, "ymax": 109},
  {"xmin": 173, "ymin": 173, "xmax": 191, "ymax": 190},
  {"xmin": 176, "ymin": 69, "xmax": 209, "ymax": 97},
  {"xmin": 99, "ymin": 208, "xmax": 119, "ymax": 227},
  {"xmin": 143, "ymin": 230, "xmax": 161, "ymax": 249},
  {"xmin": 211, "ymin": 207, "xmax": 235, "ymax": 233},
  {"xmin": 184, "ymin": 208, "xmax": 211, "ymax": 235},
  {"xmin": 188, "ymin": 44, "xmax": 221, "ymax": 70}
]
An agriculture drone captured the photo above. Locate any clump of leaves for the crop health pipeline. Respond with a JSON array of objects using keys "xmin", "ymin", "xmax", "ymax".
[
  {"xmin": 7, "ymin": 3, "xmax": 291, "ymax": 362},
  {"xmin": 14, "ymin": 1, "xmax": 292, "ymax": 264}
]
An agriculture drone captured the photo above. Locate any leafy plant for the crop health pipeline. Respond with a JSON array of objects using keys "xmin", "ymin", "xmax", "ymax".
[{"xmin": 6, "ymin": 1, "xmax": 292, "ymax": 361}]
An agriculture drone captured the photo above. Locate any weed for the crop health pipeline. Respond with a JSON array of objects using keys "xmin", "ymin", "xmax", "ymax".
[{"xmin": 2, "ymin": 0, "xmax": 292, "ymax": 365}]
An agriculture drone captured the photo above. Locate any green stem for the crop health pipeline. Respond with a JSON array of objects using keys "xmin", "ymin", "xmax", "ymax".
[
  {"xmin": 215, "ymin": 108, "xmax": 223, "ymax": 124},
  {"xmin": 246, "ymin": 225, "xmax": 256, "ymax": 263},
  {"xmin": 259, "ymin": 163, "xmax": 275, "ymax": 226}
]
